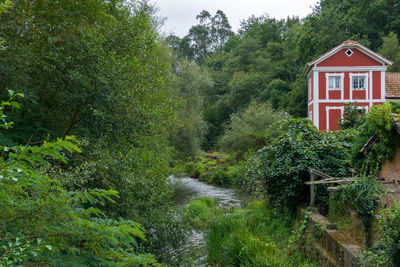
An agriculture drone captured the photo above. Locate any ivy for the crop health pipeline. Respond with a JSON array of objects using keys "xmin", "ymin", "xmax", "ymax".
[
  {"xmin": 352, "ymin": 102, "xmax": 400, "ymax": 174},
  {"xmin": 243, "ymin": 119, "xmax": 355, "ymax": 210},
  {"xmin": 330, "ymin": 176, "xmax": 383, "ymax": 247}
]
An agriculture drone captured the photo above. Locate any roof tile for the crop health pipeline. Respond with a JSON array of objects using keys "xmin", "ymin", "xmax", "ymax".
[{"xmin": 386, "ymin": 73, "xmax": 400, "ymax": 97}]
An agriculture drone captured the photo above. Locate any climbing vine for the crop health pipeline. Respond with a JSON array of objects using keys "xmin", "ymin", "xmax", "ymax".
[
  {"xmin": 352, "ymin": 102, "xmax": 400, "ymax": 174},
  {"xmin": 329, "ymin": 176, "xmax": 383, "ymax": 247}
]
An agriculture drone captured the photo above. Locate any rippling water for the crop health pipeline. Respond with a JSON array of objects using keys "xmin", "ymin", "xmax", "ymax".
[{"xmin": 169, "ymin": 176, "xmax": 241, "ymax": 266}]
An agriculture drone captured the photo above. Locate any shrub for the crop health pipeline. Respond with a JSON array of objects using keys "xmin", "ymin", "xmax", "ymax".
[
  {"xmin": 352, "ymin": 102, "xmax": 400, "ymax": 174},
  {"xmin": 218, "ymin": 101, "xmax": 290, "ymax": 158},
  {"xmin": 243, "ymin": 119, "xmax": 355, "ymax": 209},
  {"xmin": 329, "ymin": 176, "xmax": 383, "ymax": 247},
  {"xmin": 360, "ymin": 201, "xmax": 400, "ymax": 266}
]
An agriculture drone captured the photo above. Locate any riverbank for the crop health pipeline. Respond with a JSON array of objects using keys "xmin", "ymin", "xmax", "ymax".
[{"xmin": 171, "ymin": 176, "xmax": 319, "ymax": 266}]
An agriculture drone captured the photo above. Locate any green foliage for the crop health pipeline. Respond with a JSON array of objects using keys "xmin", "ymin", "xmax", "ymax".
[
  {"xmin": 244, "ymin": 119, "xmax": 355, "ymax": 209},
  {"xmin": 339, "ymin": 103, "xmax": 366, "ymax": 130},
  {"xmin": 185, "ymin": 198, "xmax": 223, "ymax": 230},
  {"xmin": 206, "ymin": 201, "xmax": 317, "ymax": 266},
  {"xmin": 379, "ymin": 32, "xmax": 400, "ymax": 72},
  {"xmin": 169, "ymin": 59, "xmax": 212, "ymax": 159},
  {"xmin": 218, "ymin": 101, "xmax": 290, "ymax": 158},
  {"xmin": 330, "ymin": 176, "xmax": 383, "ymax": 247},
  {"xmin": 360, "ymin": 201, "xmax": 400, "ymax": 266},
  {"xmin": 352, "ymin": 102, "xmax": 400, "ymax": 174},
  {"xmin": 0, "ymin": 0, "xmax": 188, "ymax": 261},
  {"xmin": 0, "ymin": 98, "xmax": 158, "ymax": 265}
]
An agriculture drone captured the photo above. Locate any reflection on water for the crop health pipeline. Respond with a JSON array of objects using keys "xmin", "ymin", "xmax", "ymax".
[{"xmin": 169, "ymin": 175, "xmax": 241, "ymax": 266}]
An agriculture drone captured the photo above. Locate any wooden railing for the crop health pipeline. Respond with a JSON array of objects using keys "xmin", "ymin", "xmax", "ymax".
[{"xmin": 305, "ymin": 169, "xmax": 357, "ymax": 206}]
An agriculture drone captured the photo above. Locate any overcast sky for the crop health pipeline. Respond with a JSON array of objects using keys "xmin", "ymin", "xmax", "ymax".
[{"xmin": 151, "ymin": 0, "xmax": 319, "ymax": 37}]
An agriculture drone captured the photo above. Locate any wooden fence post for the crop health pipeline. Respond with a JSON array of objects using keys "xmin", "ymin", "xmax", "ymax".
[{"xmin": 310, "ymin": 172, "xmax": 315, "ymax": 207}]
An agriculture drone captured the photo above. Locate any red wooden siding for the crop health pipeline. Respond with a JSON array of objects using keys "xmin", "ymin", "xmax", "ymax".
[
  {"xmin": 317, "ymin": 49, "xmax": 382, "ymax": 67},
  {"xmin": 373, "ymin": 71, "xmax": 381, "ymax": 99}
]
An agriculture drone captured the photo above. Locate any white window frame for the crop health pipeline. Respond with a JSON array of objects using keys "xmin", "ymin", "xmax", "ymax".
[
  {"xmin": 308, "ymin": 78, "xmax": 312, "ymax": 101},
  {"xmin": 325, "ymin": 73, "xmax": 344, "ymax": 100},
  {"xmin": 349, "ymin": 73, "xmax": 369, "ymax": 92},
  {"xmin": 308, "ymin": 110, "xmax": 313, "ymax": 120},
  {"xmin": 326, "ymin": 106, "xmax": 344, "ymax": 131}
]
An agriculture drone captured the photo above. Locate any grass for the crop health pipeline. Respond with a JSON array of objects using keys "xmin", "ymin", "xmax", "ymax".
[
  {"xmin": 185, "ymin": 197, "xmax": 224, "ymax": 230},
  {"xmin": 204, "ymin": 201, "xmax": 318, "ymax": 267}
]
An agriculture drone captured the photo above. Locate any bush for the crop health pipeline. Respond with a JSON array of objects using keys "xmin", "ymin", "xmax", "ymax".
[
  {"xmin": 360, "ymin": 201, "xmax": 400, "ymax": 266},
  {"xmin": 243, "ymin": 119, "xmax": 355, "ymax": 209},
  {"xmin": 329, "ymin": 176, "xmax": 383, "ymax": 247},
  {"xmin": 218, "ymin": 101, "xmax": 290, "ymax": 158},
  {"xmin": 352, "ymin": 102, "xmax": 400, "ymax": 174}
]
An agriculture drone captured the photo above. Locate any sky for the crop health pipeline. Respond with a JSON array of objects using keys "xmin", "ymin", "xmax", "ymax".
[{"xmin": 151, "ymin": 0, "xmax": 319, "ymax": 37}]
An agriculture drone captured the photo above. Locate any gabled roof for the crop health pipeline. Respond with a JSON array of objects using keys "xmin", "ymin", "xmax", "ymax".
[
  {"xmin": 386, "ymin": 73, "xmax": 400, "ymax": 98},
  {"xmin": 303, "ymin": 40, "xmax": 393, "ymax": 75}
]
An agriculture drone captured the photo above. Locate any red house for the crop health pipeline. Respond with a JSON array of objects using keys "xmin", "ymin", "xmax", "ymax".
[{"xmin": 304, "ymin": 40, "xmax": 400, "ymax": 131}]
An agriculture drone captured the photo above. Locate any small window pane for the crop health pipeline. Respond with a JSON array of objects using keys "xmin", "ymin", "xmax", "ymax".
[
  {"xmin": 329, "ymin": 77, "xmax": 334, "ymax": 89},
  {"xmin": 352, "ymin": 76, "xmax": 366, "ymax": 90},
  {"xmin": 328, "ymin": 76, "xmax": 341, "ymax": 90},
  {"xmin": 335, "ymin": 77, "xmax": 340, "ymax": 88}
]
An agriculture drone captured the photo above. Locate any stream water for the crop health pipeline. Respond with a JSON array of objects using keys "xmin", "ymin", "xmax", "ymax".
[{"xmin": 169, "ymin": 176, "xmax": 242, "ymax": 266}]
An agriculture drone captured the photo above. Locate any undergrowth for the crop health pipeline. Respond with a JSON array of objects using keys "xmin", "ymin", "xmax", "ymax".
[{"xmin": 204, "ymin": 200, "xmax": 317, "ymax": 266}]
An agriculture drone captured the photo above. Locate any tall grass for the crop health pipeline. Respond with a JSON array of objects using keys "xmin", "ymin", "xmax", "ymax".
[{"xmin": 205, "ymin": 201, "xmax": 317, "ymax": 266}]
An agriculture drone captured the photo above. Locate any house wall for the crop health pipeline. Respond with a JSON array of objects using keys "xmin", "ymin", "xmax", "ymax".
[
  {"xmin": 309, "ymin": 47, "xmax": 387, "ymax": 130},
  {"xmin": 316, "ymin": 48, "xmax": 382, "ymax": 67}
]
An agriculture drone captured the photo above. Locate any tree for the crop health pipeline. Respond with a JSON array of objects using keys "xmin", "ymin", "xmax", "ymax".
[
  {"xmin": 170, "ymin": 60, "xmax": 212, "ymax": 159},
  {"xmin": 0, "ymin": 93, "xmax": 159, "ymax": 266},
  {"xmin": 379, "ymin": 32, "xmax": 400, "ymax": 72},
  {"xmin": 218, "ymin": 101, "xmax": 290, "ymax": 158}
]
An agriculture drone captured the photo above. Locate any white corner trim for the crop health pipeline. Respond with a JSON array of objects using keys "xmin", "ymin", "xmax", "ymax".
[
  {"xmin": 313, "ymin": 71, "xmax": 319, "ymax": 129},
  {"xmin": 381, "ymin": 71, "xmax": 386, "ymax": 100},
  {"xmin": 369, "ymin": 71, "xmax": 373, "ymax": 107}
]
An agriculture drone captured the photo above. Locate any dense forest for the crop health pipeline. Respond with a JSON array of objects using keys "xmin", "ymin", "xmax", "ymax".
[{"xmin": 1, "ymin": 0, "xmax": 400, "ymax": 265}]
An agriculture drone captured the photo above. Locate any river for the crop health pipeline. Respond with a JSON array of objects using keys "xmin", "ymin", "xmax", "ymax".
[{"xmin": 169, "ymin": 176, "xmax": 242, "ymax": 266}]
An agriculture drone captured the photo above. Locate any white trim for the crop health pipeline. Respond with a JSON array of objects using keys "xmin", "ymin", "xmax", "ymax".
[
  {"xmin": 345, "ymin": 49, "xmax": 353, "ymax": 57},
  {"xmin": 349, "ymin": 73, "xmax": 369, "ymax": 100},
  {"xmin": 318, "ymin": 99, "xmax": 384, "ymax": 103},
  {"xmin": 314, "ymin": 66, "xmax": 387, "ymax": 72},
  {"xmin": 369, "ymin": 70, "xmax": 373, "ymax": 108},
  {"xmin": 308, "ymin": 101, "xmax": 314, "ymax": 106},
  {"xmin": 310, "ymin": 43, "xmax": 393, "ymax": 66},
  {"xmin": 313, "ymin": 71, "xmax": 319, "ymax": 129},
  {"xmin": 326, "ymin": 106, "xmax": 344, "ymax": 131},
  {"xmin": 308, "ymin": 110, "xmax": 313, "ymax": 121},
  {"xmin": 381, "ymin": 71, "xmax": 386, "ymax": 100},
  {"xmin": 325, "ymin": 73, "xmax": 344, "ymax": 100},
  {"xmin": 308, "ymin": 78, "xmax": 312, "ymax": 101}
]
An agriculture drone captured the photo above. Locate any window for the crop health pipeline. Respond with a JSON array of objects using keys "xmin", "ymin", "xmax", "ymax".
[
  {"xmin": 349, "ymin": 73, "xmax": 368, "ymax": 93},
  {"xmin": 345, "ymin": 49, "xmax": 353, "ymax": 57},
  {"xmin": 352, "ymin": 76, "xmax": 366, "ymax": 90},
  {"xmin": 308, "ymin": 78, "xmax": 312, "ymax": 100},
  {"xmin": 328, "ymin": 76, "xmax": 341, "ymax": 90},
  {"xmin": 325, "ymin": 73, "xmax": 344, "ymax": 99}
]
